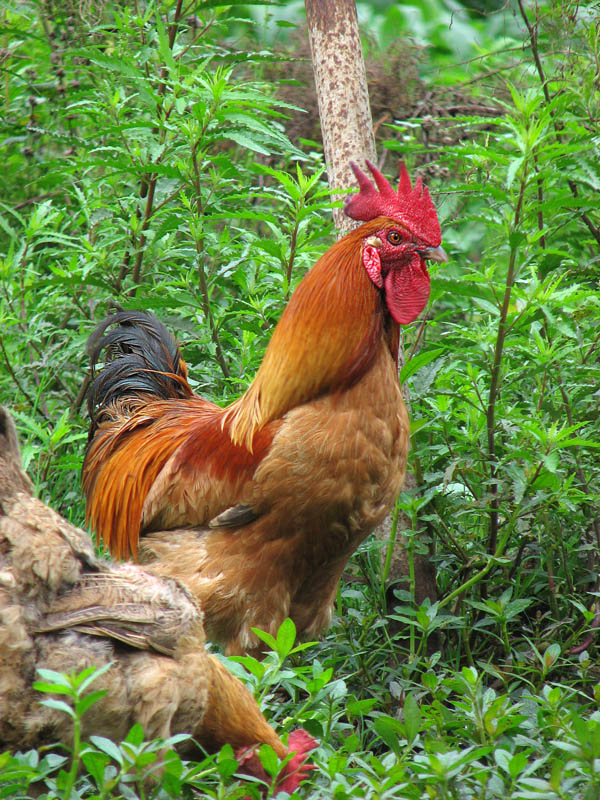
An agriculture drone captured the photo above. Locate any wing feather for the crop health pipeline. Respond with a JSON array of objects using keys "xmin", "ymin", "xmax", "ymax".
[{"xmin": 83, "ymin": 397, "xmax": 278, "ymax": 560}]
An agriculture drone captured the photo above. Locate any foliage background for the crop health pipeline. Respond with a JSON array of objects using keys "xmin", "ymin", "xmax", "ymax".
[{"xmin": 1, "ymin": 0, "xmax": 600, "ymax": 797}]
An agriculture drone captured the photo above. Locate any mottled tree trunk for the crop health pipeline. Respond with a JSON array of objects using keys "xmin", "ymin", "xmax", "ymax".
[
  {"xmin": 306, "ymin": 0, "xmax": 437, "ymax": 612},
  {"xmin": 305, "ymin": 0, "xmax": 375, "ymax": 233}
]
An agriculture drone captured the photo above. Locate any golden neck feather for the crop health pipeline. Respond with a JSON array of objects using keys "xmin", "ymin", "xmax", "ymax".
[{"xmin": 225, "ymin": 221, "xmax": 394, "ymax": 449}]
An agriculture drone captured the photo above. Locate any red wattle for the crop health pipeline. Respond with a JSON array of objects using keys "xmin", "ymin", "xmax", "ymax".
[{"xmin": 384, "ymin": 253, "xmax": 430, "ymax": 324}]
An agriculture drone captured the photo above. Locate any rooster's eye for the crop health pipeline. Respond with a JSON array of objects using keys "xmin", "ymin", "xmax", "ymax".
[{"xmin": 387, "ymin": 230, "xmax": 403, "ymax": 245}]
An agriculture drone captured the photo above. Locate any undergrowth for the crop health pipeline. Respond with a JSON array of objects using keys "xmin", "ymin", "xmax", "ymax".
[{"xmin": 1, "ymin": 0, "xmax": 599, "ymax": 797}]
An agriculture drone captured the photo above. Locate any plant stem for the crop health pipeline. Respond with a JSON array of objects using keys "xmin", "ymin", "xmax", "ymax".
[
  {"xmin": 284, "ymin": 217, "xmax": 299, "ymax": 301},
  {"xmin": 408, "ymin": 539, "xmax": 417, "ymax": 658},
  {"xmin": 196, "ymin": 255, "xmax": 231, "ymax": 381},
  {"xmin": 439, "ymin": 520, "xmax": 515, "ymax": 612},
  {"xmin": 0, "ymin": 335, "xmax": 51, "ymax": 421},
  {"xmin": 517, "ymin": 0, "xmax": 600, "ymax": 245},
  {"xmin": 63, "ymin": 710, "xmax": 81, "ymax": 799},
  {"xmin": 123, "ymin": 0, "xmax": 185, "ymax": 295},
  {"xmin": 381, "ymin": 501, "xmax": 400, "ymax": 588},
  {"xmin": 486, "ymin": 165, "xmax": 528, "ymax": 556},
  {"xmin": 190, "ymin": 147, "xmax": 230, "ymax": 381}
]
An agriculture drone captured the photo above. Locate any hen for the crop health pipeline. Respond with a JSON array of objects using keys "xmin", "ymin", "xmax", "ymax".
[
  {"xmin": 83, "ymin": 161, "xmax": 446, "ymax": 655},
  {"xmin": 0, "ymin": 407, "xmax": 315, "ymax": 792}
]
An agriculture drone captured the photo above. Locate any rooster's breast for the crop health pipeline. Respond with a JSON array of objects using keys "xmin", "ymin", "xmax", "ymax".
[{"xmin": 252, "ymin": 339, "xmax": 409, "ymax": 564}]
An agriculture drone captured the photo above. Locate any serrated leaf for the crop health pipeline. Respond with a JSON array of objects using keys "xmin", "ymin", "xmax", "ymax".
[{"xmin": 225, "ymin": 130, "xmax": 271, "ymax": 155}]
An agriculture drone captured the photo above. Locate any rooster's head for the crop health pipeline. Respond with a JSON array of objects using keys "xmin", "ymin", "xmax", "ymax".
[{"xmin": 344, "ymin": 160, "xmax": 447, "ymax": 324}]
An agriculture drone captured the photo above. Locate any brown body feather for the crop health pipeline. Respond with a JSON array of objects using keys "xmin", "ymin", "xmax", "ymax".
[{"xmin": 84, "ymin": 218, "xmax": 415, "ymax": 655}]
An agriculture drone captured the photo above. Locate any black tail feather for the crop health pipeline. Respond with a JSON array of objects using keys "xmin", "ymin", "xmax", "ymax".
[{"xmin": 87, "ymin": 311, "xmax": 193, "ymax": 432}]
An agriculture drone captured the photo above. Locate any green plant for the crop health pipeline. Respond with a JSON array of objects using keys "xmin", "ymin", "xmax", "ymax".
[
  {"xmin": 391, "ymin": 9, "xmax": 600, "ymax": 671},
  {"xmin": 0, "ymin": 0, "xmax": 332, "ymax": 520}
]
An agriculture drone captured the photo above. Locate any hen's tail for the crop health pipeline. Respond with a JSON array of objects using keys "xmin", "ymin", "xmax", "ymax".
[{"xmin": 87, "ymin": 311, "xmax": 193, "ymax": 437}]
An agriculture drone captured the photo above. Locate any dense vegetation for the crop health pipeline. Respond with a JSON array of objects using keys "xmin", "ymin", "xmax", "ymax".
[{"xmin": 1, "ymin": 0, "xmax": 599, "ymax": 797}]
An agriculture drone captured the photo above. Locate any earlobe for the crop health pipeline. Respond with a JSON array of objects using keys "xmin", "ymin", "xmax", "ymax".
[{"xmin": 362, "ymin": 245, "xmax": 383, "ymax": 288}]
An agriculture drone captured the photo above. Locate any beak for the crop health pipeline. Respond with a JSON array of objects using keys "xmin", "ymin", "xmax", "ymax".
[
  {"xmin": 421, "ymin": 245, "xmax": 448, "ymax": 263},
  {"xmin": 365, "ymin": 235, "xmax": 383, "ymax": 248}
]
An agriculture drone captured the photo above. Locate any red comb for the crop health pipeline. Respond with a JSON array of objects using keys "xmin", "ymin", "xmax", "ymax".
[
  {"xmin": 344, "ymin": 160, "xmax": 441, "ymax": 247},
  {"xmin": 236, "ymin": 728, "xmax": 317, "ymax": 797}
]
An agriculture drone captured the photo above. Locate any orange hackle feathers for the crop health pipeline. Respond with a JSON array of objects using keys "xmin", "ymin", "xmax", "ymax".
[{"xmin": 224, "ymin": 219, "xmax": 396, "ymax": 449}]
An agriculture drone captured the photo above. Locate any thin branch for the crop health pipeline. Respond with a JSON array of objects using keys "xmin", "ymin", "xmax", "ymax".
[
  {"xmin": 0, "ymin": 335, "xmax": 50, "ymax": 421},
  {"xmin": 517, "ymin": 0, "xmax": 600, "ymax": 245},
  {"xmin": 0, "ymin": 192, "xmax": 58, "ymax": 215},
  {"xmin": 71, "ymin": 371, "xmax": 92, "ymax": 418},
  {"xmin": 120, "ymin": 0, "xmax": 186, "ymax": 293},
  {"xmin": 284, "ymin": 219, "xmax": 299, "ymax": 301},
  {"xmin": 190, "ymin": 148, "xmax": 230, "ymax": 381},
  {"xmin": 486, "ymin": 164, "xmax": 528, "ymax": 554},
  {"xmin": 582, "ymin": 328, "xmax": 600, "ymax": 364},
  {"xmin": 129, "ymin": 176, "xmax": 158, "ymax": 291},
  {"xmin": 508, "ymin": 534, "xmax": 530, "ymax": 581}
]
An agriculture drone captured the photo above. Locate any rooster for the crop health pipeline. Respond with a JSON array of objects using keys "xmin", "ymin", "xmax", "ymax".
[
  {"xmin": 0, "ymin": 406, "xmax": 316, "ymax": 792},
  {"xmin": 83, "ymin": 161, "xmax": 446, "ymax": 656}
]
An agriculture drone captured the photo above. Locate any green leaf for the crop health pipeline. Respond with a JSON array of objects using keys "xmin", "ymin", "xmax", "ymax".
[
  {"xmin": 77, "ymin": 662, "xmax": 114, "ymax": 693},
  {"xmin": 543, "ymin": 643, "xmax": 561, "ymax": 672},
  {"xmin": 33, "ymin": 682, "xmax": 73, "ymax": 696},
  {"xmin": 400, "ymin": 348, "xmax": 444, "ymax": 383},
  {"xmin": 225, "ymin": 130, "xmax": 271, "ymax": 155},
  {"xmin": 75, "ymin": 690, "xmax": 107, "ymax": 717},
  {"xmin": 259, "ymin": 744, "xmax": 279, "ymax": 778},
  {"xmin": 80, "ymin": 749, "xmax": 110, "ymax": 786},
  {"xmin": 125, "ymin": 723, "xmax": 145, "ymax": 746},
  {"xmin": 346, "ymin": 698, "xmax": 379, "ymax": 717},
  {"xmin": 217, "ymin": 746, "xmax": 238, "ymax": 780},
  {"xmin": 372, "ymin": 715, "xmax": 403, "ymax": 758},
  {"xmin": 89, "ymin": 736, "xmax": 125, "ymax": 766},
  {"xmin": 275, "ymin": 618, "xmax": 296, "ymax": 659},
  {"xmin": 403, "ymin": 693, "xmax": 421, "ymax": 745},
  {"xmin": 35, "ymin": 669, "xmax": 73, "ymax": 689},
  {"xmin": 39, "ymin": 698, "xmax": 75, "ymax": 718},
  {"xmin": 509, "ymin": 751, "xmax": 529, "ymax": 779},
  {"xmin": 506, "ymin": 156, "xmax": 525, "ymax": 189},
  {"xmin": 251, "ymin": 627, "xmax": 278, "ymax": 652}
]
